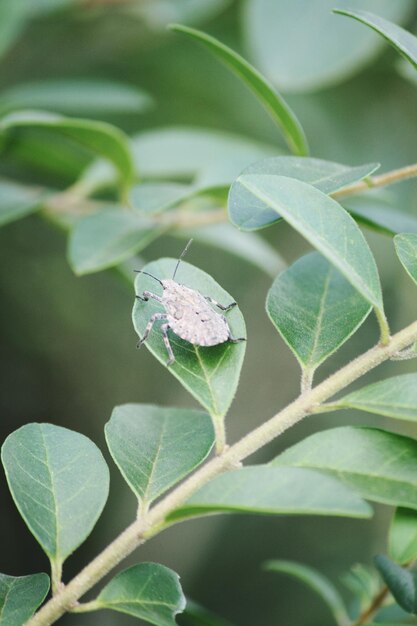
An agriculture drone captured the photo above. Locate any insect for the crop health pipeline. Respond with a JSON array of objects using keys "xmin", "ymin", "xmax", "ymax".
[{"xmin": 134, "ymin": 240, "xmax": 246, "ymax": 366}]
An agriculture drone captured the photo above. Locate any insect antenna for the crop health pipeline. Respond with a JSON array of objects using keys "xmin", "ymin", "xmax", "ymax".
[
  {"xmin": 133, "ymin": 270, "xmax": 164, "ymax": 286},
  {"xmin": 172, "ymin": 238, "xmax": 193, "ymax": 280}
]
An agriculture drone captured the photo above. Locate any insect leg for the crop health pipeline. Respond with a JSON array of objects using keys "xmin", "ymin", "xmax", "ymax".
[
  {"xmin": 204, "ymin": 295, "xmax": 237, "ymax": 311},
  {"xmin": 161, "ymin": 323, "xmax": 175, "ymax": 366},
  {"xmin": 228, "ymin": 334, "xmax": 246, "ymax": 343},
  {"xmin": 136, "ymin": 290, "xmax": 163, "ymax": 303},
  {"xmin": 137, "ymin": 312, "xmax": 167, "ymax": 348}
]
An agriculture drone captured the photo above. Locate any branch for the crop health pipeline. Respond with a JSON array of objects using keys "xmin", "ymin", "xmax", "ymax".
[
  {"xmin": 332, "ymin": 163, "xmax": 417, "ymax": 200},
  {"xmin": 25, "ymin": 318, "xmax": 417, "ymax": 626},
  {"xmin": 351, "ymin": 586, "xmax": 389, "ymax": 626}
]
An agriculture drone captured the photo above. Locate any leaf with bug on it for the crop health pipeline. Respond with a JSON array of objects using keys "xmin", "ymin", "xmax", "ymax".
[{"xmin": 132, "ymin": 245, "xmax": 246, "ymax": 419}]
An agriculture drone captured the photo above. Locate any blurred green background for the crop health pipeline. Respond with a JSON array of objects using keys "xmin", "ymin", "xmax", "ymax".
[{"xmin": 1, "ymin": 1, "xmax": 417, "ymax": 624}]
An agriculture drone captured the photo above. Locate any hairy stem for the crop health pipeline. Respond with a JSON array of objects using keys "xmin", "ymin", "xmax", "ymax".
[
  {"xmin": 332, "ymin": 162, "xmax": 417, "ymax": 200},
  {"xmin": 24, "ymin": 318, "xmax": 417, "ymax": 626}
]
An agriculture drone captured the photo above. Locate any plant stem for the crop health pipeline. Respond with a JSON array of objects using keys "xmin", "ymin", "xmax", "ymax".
[
  {"xmin": 24, "ymin": 318, "xmax": 417, "ymax": 626},
  {"xmin": 300, "ymin": 368, "xmax": 314, "ymax": 395},
  {"xmin": 212, "ymin": 416, "xmax": 227, "ymax": 455},
  {"xmin": 332, "ymin": 162, "xmax": 417, "ymax": 200},
  {"xmin": 351, "ymin": 585, "xmax": 389, "ymax": 626}
]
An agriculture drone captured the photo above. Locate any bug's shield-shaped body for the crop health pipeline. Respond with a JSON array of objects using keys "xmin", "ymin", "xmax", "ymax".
[{"xmin": 162, "ymin": 279, "xmax": 230, "ymax": 346}]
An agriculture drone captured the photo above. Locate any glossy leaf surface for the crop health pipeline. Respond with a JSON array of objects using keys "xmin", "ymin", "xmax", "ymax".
[
  {"xmin": 274, "ymin": 427, "xmax": 417, "ymax": 509},
  {"xmin": 170, "ymin": 25, "xmax": 308, "ymax": 156},
  {"xmin": 1, "ymin": 423, "xmax": 109, "ymax": 563},
  {"xmin": 68, "ymin": 208, "xmax": 162, "ymax": 275},
  {"xmin": 168, "ymin": 466, "xmax": 371, "ymax": 521},
  {"xmin": 96, "ymin": 563, "xmax": 185, "ymax": 626},
  {"xmin": 105, "ymin": 404, "xmax": 214, "ymax": 507},
  {"xmin": 228, "ymin": 156, "xmax": 379, "ymax": 230},
  {"xmin": 266, "ymin": 252, "xmax": 371, "ymax": 371},
  {"xmin": 335, "ymin": 374, "xmax": 417, "ymax": 421},
  {"xmin": 0, "ymin": 573, "xmax": 49, "ymax": 626},
  {"xmin": 132, "ymin": 259, "xmax": 246, "ymax": 418}
]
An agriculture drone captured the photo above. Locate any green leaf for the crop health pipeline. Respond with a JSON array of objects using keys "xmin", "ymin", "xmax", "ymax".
[
  {"xmin": 1, "ymin": 423, "xmax": 109, "ymax": 565},
  {"xmin": 175, "ymin": 225, "xmax": 286, "ymax": 278},
  {"xmin": 228, "ymin": 156, "xmax": 379, "ymax": 231},
  {"xmin": 132, "ymin": 258, "xmax": 246, "ymax": 418},
  {"xmin": 335, "ymin": 9, "xmax": 417, "ymax": 70},
  {"xmin": 264, "ymin": 560, "xmax": 349, "ymax": 626},
  {"xmin": 230, "ymin": 175, "xmax": 386, "ymax": 337},
  {"xmin": 0, "ymin": 573, "xmax": 50, "ymax": 626},
  {"xmin": 130, "ymin": 182, "xmax": 193, "ymax": 214},
  {"xmin": 335, "ymin": 374, "xmax": 417, "ymax": 421},
  {"xmin": 96, "ymin": 563, "xmax": 185, "ymax": 626},
  {"xmin": 374, "ymin": 555, "xmax": 417, "ymax": 614},
  {"xmin": 0, "ymin": 111, "xmax": 134, "ymax": 196},
  {"xmin": 389, "ymin": 508, "xmax": 417, "ymax": 565},
  {"xmin": 169, "ymin": 25, "xmax": 308, "ymax": 156},
  {"xmin": 266, "ymin": 252, "xmax": 371, "ymax": 373},
  {"xmin": 395, "ymin": 233, "xmax": 417, "ymax": 285},
  {"xmin": 0, "ymin": 180, "xmax": 45, "ymax": 227},
  {"xmin": 0, "ymin": 79, "xmax": 153, "ymax": 116},
  {"xmin": 68, "ymin": 207, "xmax": 162, "ymax": 275},
  {"xmin": 346, "ymin": 195, "xmax": 417, "ymax": 237},
  {"xmin": 80, "ymin": 127, "xmax": 276, "ymax": 193},
  {"xmin": 168, "ymin": 466, "xmax": 372, "ymax": 522},
  {"xmin": 105, "ymin": 404, "xmax": 214, "ymax": 508},
  {"xmin": 273, "ymin": 426, "xmax": 417, "ymax": 509},
  {"xmin": 243, "ymin": 0, "xmax": 414, "ymax": 92}
]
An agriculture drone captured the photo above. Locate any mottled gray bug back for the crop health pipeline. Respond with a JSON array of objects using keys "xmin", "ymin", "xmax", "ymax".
[{"xmin": 161, "ymin": 280, "xmax": 230, "ymax": 346}]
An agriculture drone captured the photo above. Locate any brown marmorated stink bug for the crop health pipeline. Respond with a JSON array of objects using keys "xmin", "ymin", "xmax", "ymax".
[{"xmin": 134, "ymin": 240, "xmax": 246, "ymax": 366}]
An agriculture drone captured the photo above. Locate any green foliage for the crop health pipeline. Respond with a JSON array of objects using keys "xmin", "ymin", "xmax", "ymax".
[
  {"xmin": 181, "ymin": 599, "xmax": 235, "ymax": 626},
  {"xmin": 264, "ymin": 561, "xmax": 349, "ymax": 626},
  {"xmin": 229, "ymin": 175, "xmax": 387, "ymax": 337},
  {"xmin": 243, "ymin": 0, "xmax": 414, "ymax": 92},
  {"xmin": 105, "ymin": 404, "xmax": 214, "ymax": 509},
  {"xmin": 1, "ymin": 423, "xmax": 109, "ymax": 566},
  {"xmin": 389, "ymin": 508, "xmax": 417, "ymax": 565},
  {"xmin": 168, "ymin": 466, "xmax": 371, "ymax": 521},
  {"xmin": 374, "ymin": 555, "xmax": 417, "ymax": 615},
  {"xmin": 335, "ymin": 374, "xmax": 417, "ymax": 421},
  {"xmin": 0, "ymin": 79, "xmax": 153, "ymax": 116},
  {"xmin": 274, "ymin": 427, "xmax": 417, "ymax": 509},
  {"xmin": 132, "ymin": 258, "xmax": 246, "ymax": 418},
  {"xmin": 228, "ymin": 156, "xmax": 379, "ymax": 231},
  {"xmin": 266, "ymin": 252, "xmax": 371, "ymax": 375},
  {"xmin": 395, "ymin": 233, "xmax": 417, "ymax": 284},
  {"xmin": 0, "ymin": 180, "xmax": 45, "ymax": 227},
  {"xmin": 68, "ymin": 208, "xmax": 162, "ymax": 275},
  {"xmin": 95, "ymin": 563, "xmax": 186, "ymax": 626},
  {"xmin": 335, "ymin": 9, "xmax": 417, "ymax": 70},
  {"xmin": 170, "ymin": 25, "xmax": 308, "ymax": 156},
  {"xmin": 0, "ymin": 111, "xmax": 134, "ymax": 196},
  {"xmin": 0, "ymin": 573, "xmax": 50, "ymax": 626},
  {"xmin": 346, "ymin": 195, "xmax": 417, "ymax": 237}
]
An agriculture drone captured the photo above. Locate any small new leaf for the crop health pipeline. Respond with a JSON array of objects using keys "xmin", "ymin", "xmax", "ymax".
[
  {"xmin": 96, "ymin": 563, "xmax": 186, "ymax": 626},
  {"xmin": 105, "ymin": 404, "xmax": 214, "ymax": 509},
  {"xmin": 0, "ymin": 573, "xmax": 50, "ymax": 626}
]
